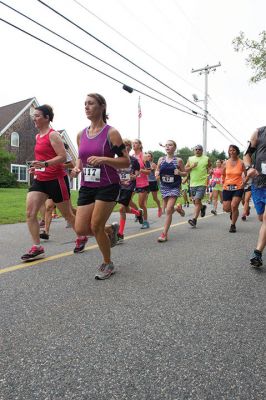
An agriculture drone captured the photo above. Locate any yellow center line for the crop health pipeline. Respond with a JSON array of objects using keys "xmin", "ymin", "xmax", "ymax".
[{"xmin": 0, "ymin": 213, "xmax": 218, "ymax": 275}]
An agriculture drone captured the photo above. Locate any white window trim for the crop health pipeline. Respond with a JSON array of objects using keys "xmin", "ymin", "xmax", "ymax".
[
  {"xmin": 11, "ymin": 132, "xmax": 20, "ymax": 147},
  {"xmin": 11, "ymin": 163, "xmax": 28, "ymax": 182}
]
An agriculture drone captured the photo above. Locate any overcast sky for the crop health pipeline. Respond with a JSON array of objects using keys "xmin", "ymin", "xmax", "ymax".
[{"xmin": 0, "ymin": 0, "xmax": 265, "ymax": 153}]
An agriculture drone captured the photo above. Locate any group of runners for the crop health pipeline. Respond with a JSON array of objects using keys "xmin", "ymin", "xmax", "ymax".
[{"xmin": 21, "ymin": 93, "xmax": 266, "ymax": 278}]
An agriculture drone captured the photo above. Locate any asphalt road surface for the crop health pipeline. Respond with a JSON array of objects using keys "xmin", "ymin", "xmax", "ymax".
[{"xmin": 0, "ymin": 204, "xmax": 265, "ymax": 399}]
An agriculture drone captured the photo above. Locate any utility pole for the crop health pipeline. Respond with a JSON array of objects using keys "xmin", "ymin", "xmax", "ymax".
[{"xmin": 191, "ymin": 62, "xmax": 221, "ymax": 154}]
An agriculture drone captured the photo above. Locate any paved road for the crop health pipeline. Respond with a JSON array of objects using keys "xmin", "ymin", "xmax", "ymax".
[{"xmin": 0, "ymin": 205, "xmax": 265, "ymax": 399}]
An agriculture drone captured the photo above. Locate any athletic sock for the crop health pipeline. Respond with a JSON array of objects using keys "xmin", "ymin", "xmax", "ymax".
[
  {"xmin": 119, "ymin": 218, "xmax": 126, "ymax": 235},
  {"xmin": 129, "ymin": 207, "xmax": 140, "ymax": 216}
]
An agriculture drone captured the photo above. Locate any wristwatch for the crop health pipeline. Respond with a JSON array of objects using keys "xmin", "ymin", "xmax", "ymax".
[{"xmin": 44, "ymin": 161, "xmax": 49, "ymax": 167}]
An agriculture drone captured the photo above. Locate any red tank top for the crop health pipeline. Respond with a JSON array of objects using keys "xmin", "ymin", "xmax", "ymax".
[{"xmin": 34, "ymin": 129, "xmax": 66, "ymax": 181}]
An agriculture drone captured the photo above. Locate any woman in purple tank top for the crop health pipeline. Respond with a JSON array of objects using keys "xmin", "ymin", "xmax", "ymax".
[{"xmin": 71, "ymin": 93, "xmax": 129, "ymax": 280}]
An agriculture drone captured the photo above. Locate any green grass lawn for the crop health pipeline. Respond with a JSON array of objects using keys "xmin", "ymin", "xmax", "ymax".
[{"xmin": 0, "ymin": 188, "xmax": 177, "ymax": 225}]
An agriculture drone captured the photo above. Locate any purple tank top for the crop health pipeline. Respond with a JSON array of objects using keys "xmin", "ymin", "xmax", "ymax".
[{"xmin": 78, "ymin": 124, "xmax": 120, "ymax": 187}]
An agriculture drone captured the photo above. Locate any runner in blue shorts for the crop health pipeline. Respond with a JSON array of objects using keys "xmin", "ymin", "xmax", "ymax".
[{"xmin": 244, "ymin": 126, "xmax": 266, "ymax": 267}]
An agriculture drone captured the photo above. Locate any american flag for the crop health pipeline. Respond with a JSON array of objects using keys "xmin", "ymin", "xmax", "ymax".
[{"xmin": 138, "ymin": 97, "xmax": 142, "ymax": 119}]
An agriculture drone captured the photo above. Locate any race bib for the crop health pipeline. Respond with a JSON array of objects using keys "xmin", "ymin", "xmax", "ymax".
[
  {"xmin": 227, "ymin": 185, "xmax": 237, "ymax": 191},
  {"xmin": 119, "ymin": 172, "xmax": 130, "ymax": 181},
  {"xmin": 83, "ymin": 165, "xmax": 101, "ymax": 182},
  {"xmin": 261, "ymin": 162, "xmax": 266, "ymax": 175},
  {"xmin": 162, "ymin": 175, "xmax": 174, "ymax": 183}
]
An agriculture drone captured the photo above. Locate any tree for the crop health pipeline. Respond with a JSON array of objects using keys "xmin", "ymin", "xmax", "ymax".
[
  {"xmin": 0, "ymin": 138, "xmax": 17, "ymax": 187},
  {"xmin": 232, "ymin": 31, "xmax": 266, "ymax": 83},
  {"xmin": 176, "ymin": 147, "xmax": 194, "ymax": 164},
  {"xmin": 148, "ymin": 150, "xmax": 165, "ymax": 163},
  {"xmin": 207, "ymin": 149, "xmax": 227, "ymax": 165}
]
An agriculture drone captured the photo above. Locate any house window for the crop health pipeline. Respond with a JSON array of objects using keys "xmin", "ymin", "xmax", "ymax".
[
  {"xmin": 11, "ymin": 164, "xmax": 27, "ymax": 182},
  {"xmin": 11, "ymin": 132, "xmax": 19, "ymax": 147}
]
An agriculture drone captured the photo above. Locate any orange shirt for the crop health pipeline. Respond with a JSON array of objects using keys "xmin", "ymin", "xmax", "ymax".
[{"xmin": 223, "ymin": 159, "xmax": 244, "ymax": 190}]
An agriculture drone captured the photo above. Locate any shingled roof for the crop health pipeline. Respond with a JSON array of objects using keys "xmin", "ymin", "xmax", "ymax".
[{"xmin": 0, "ymin": 97, "xmax": 37, "ymax": 135}]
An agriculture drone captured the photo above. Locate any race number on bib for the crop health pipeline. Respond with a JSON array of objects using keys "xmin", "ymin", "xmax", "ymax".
[
  {"xmin": 162, "ymin": 175, "xmax": 174, "ymax": 183},
  {"xmin": 261, "ymin": 162, "xmax": 266, "ymax": 175},
  {"xmin": 119, "ymin": 172, "xmax": 130, "ymax": 181},
  {"xmin": 83, "ymin": 166, "xmax": 101, "ymax": 182},
  {"xmin": 227, "ymin": 185, "xmax": 237, "ymax": 191}
]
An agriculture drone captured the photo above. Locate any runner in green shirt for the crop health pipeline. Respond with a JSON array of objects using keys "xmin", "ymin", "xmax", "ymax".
[{"xmin": 185, "ymin": 145, "xmax": 211, "ymax": 227}]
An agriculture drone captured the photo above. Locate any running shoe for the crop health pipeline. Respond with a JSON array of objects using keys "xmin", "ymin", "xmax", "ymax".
[
  {"xmin": 188, "ymin": 218, "xmax": 197, "ymax": 227},
  {"xmin": 95, "ymin": 262, "xmax": 115, "ymax": 280},
  {"xmin": 117, "ymin": 233, "xmax": 124, "ymax": 244},
  {"xmin": 73, "ymin": 236, "xmax": 88, "ymax": 253},
  {"xmin": 158, "ymin": 207, "xmax": 162, "ymax": 218},
  {"xmin": 136, "ymin": 209, "xmax": 144, "ymax": 224},
  {"xmin": 141, "ymin": 221, "xmax": 150, "ymax": 229},
  {"xmin": 200, "ymin": 205, "xmax": 207, "ymax": 217},
  {"xmin": 39, "ymin": 231, "xmax": 49, "ymax": 240},
  {"xmin": 176, "ymin": 205, "xmax": 185, "ymax": 217},
  {"xmin": 39, "ymin": 219, "xmax": 45, "ymax": 228},
  {"xmin": 158, "ymin": 232, "xmax": 167, "ymax": 242},
  {"xmin": 250, "ymin": 250, "xmax": 263, "ymax": 268},
  {"xmin": 21, "ymin": 245, "xmax": 45, "ymax": 261},
  {"xmin": 241, "ymin": 215, "xmax": 247, "ymax": 221},
  {"xmin": 109, "ymin": 222, "xmax": 119, "ymax": 247},
  {"xmin": 229, "ymin": 224, "xmax": 236, "ymax": 233},
  {"xmin": 211, "ymin": 209, "xmax": 217, "ymax": 215}
]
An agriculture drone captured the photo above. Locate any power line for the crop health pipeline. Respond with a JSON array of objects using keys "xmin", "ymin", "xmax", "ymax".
[
  {"xmin": 37, "ymin": 0, "xmax": 206, "ymax": 113},
  {"xmin": 1, "ymin": 1, "xmax": 202, "ymax": 116},
  {"xmin": 208, "ymin": 114, "xmax": 244, "ymax": 146},
  {"xmin": 0, "ymin": 17, "xmax": 204, "ymax": 120},
  {"xmin": 74, "ymin": 0, "xmax": 201, "ymax": 93}
]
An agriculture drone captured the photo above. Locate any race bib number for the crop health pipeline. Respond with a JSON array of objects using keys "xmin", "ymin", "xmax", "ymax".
[
  {"xmin": 227, "ymin": 185, "xmax": 237, "ymax": 191},
  {"xmin": 162, "ymin": 175, "xmax": 174, "ymax": 183},
  {"xmin": 119, "ymin": 172, "xmax": 130, "ymax": 181},
  {"xmin": 214, "ymin": 177, "xmax": 221, "ymax": 184},
  {"xmin": 83, "ymin": 166, "xmax": 101, "ymax": 182},
  {"xmin": 261, "ymin": 162, "xmax": 266, "ymax": 175}
]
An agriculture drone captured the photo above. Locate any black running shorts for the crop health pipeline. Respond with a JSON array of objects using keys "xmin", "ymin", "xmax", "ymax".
[
  {"xmin": 77, "ymin": 184, "xmax": 120, "ymax": 206},
  {"xmin": 29, "ymin": 176, "xmax": 70, "ymax": 203}
]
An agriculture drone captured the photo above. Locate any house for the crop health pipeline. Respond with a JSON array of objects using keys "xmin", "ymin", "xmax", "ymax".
[{"xmin": 0, "ymin": 97, "xmax": 78, "ymax": 188}]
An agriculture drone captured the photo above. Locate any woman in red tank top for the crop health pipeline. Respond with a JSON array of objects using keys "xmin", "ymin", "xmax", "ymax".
[{"xmin": 21, "ymin": 105, "xmax": 86, "ymax": 261}]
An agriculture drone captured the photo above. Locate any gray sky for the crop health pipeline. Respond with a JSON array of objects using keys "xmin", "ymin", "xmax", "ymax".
[{"xmin": 0, "ymin": 0, "xmax": 265, "ymax": 153}]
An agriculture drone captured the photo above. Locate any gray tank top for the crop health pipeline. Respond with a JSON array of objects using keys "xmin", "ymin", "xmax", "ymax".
[{"xmin": 254, "ymin": 126, "xmax": 266, "ymax": 188}]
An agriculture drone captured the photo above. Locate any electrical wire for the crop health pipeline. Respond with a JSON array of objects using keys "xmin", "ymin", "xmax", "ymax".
[
  {"xmin": 39, "ymin": 0, "xmax": 242, "ymax": 145},
  {"xmin": 37, "ymin": 0, "xmax": 206, "ymax": 113},
  {"xmin": 0, "ymin": 17, "xmax": 204, "ymax": 120},
  {"xmin": 72, "ymin": 0, "xmax": 203, "ymax": 94},
  {"xmin": 207, "ymin": 114, "xmax": 244, "ymax": 146},
  {"xmin": 0, "ymin": 1, "xmax": 203, "ymax": 116}
]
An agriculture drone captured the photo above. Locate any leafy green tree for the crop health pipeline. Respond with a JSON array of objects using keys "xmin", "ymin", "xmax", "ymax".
[
  {"xmin": 148, "ymin": 150, "xmax": 165, "ymax": 163},
  {"xmin": 207, "ymin": 149, "xmax": 227, "ymax": 165},
  {"xmin": 176, "ymin": 147, "xmax": 194, "ymax": 164},
  {"xmin": 232, "ymin": 31, "xmax": 266, "ymax": 83},
  {"xmin": 0, "ymin": 138, "xmax": 17, "ymax": 187}
]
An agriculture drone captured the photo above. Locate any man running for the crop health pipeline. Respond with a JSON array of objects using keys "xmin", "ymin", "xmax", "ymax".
[
  {"xmin": 185, "ymin": 145, "xmax": 211, "ymax": 227},
  {"xmin": 244, "ymin": 126, "xmax": 266, "ymax": 267}
]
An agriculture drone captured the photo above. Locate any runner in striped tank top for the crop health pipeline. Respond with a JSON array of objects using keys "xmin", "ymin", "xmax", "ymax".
[{"xmin": 155, "ymin": 140, "xmax": 187, "ymax": 242}]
